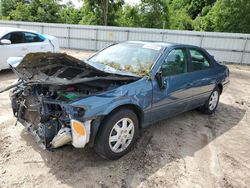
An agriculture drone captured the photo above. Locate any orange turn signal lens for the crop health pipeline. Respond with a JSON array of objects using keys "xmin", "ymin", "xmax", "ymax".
[{"xmin": 71, "ymin": 120, "xmax": 85, "ymax": 136}]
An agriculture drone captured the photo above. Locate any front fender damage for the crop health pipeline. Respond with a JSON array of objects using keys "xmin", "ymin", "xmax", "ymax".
[{"xmin": 7, "ymin": 52, "xmax": 139, "ymax": 150}]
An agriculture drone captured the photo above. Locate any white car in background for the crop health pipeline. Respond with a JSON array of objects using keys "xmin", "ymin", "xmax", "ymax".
[{"xmin": 0, "ymin": 27, "xmax": 59, "ymax": 70}]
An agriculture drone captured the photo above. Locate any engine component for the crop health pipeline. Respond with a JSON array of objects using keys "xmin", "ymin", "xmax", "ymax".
[{"xmin": 57, "ymin": 91, "xmax": 84, "ymax": 101}]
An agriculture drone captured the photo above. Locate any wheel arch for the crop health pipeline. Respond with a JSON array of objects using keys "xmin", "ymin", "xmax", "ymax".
[
  {"xmin": 107, "ymin": 104, "xmax": 144, "ymax": 128},
  {"xmin": 89, "ymin": 104, "xmax": 144, "ymax": 147}
]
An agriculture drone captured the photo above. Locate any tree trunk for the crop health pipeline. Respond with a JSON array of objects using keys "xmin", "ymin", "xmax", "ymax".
[{"xmin": 101, "ymin": 0, "xmax": 109, "ymax": 25}]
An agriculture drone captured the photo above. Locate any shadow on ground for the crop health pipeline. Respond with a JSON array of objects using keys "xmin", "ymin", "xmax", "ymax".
[{"xmin": 20, "ymin": 102, "xmax": 246, "ymax": 187}]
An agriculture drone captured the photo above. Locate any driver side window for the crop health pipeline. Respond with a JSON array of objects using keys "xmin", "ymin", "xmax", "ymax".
[
  {"xmin": 2, "ymin": 32, "xmax": 24, "ymax": 44},
  {"xmin": 161, "ymin": 48, "xmax": 187, "ymax": 77}
]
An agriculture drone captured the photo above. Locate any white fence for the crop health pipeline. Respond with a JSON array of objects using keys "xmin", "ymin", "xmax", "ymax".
[{"xmin": 1, "ymin": 20, "xmax": 250, "ymax": 64}]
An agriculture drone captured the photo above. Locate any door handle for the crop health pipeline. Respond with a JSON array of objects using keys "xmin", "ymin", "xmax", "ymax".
[
  {"xmin": 40, "ymin": 46, "xmax": 45, "ymax": 49},
  {"xmin": 22, "ymin": 48, "xmax": 27, "ymax": 51}
]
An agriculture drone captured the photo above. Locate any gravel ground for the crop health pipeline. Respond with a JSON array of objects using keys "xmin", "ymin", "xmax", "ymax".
[{"xmin": 0, "ymin": 49, "xmax": 250, "ymax": 188}]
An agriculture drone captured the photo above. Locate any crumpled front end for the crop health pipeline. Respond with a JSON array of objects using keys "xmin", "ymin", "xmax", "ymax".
[
  {"xmin": 10, "ymin": 85, "xmax": 92, "ymax": 149},
  {"xmin": 7, "ymin": 52, "xmax": 138, "ymax": 150}
]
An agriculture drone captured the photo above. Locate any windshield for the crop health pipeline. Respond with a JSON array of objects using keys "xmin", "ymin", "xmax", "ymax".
[{"xmin": 88, "ymin": 42, "xmax": 162, "ymax": 76}]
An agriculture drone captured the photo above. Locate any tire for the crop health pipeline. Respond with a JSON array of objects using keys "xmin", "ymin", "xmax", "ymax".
[
  {"xmin": 94, "ymin": 108, "xmax": 139, "ymax": 160},
  {"xmin": 198, "ymin": 86, "xmax": 221, "ymax": 115}
]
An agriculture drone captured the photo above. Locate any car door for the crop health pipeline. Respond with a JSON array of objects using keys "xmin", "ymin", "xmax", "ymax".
[
  {"xmin": 186, "ymin": 48, "xmax": 217, "ymax": 108},
  {"xmin": 0, "ymin": 32, "xmax": 27, "ymax": 70},
  {"xmin": 23, "ymin": 32, "xmax": 52, "ymax": 53},
  {"xmin": 151, "ymin": 48, "xmax": 194, "ymax": 122}
]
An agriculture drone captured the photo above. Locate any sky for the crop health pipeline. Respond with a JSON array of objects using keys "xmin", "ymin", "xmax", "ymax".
[{"xmin": 62, "ymin": 0, "xmax": 141, "ymax": 8}]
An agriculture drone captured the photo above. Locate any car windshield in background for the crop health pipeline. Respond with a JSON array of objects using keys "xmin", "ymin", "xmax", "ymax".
[{"xmin": 88, "ymin": 42, "xmax": 162, "ymax": 76}]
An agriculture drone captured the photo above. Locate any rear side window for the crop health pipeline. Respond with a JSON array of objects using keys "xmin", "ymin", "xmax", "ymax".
[
  {"xmin": 24, "ymin": 32, "xmax": 44, "ymax": 43},
  {"xmin": 2, "ymin": 32, "xmax": 24, "ymax": 44},
  {"xmin": 188, "ymin": 49, "xmax": 211, "ymax": 72}
]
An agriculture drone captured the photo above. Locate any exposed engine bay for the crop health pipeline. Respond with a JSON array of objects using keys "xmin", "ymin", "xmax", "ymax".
[{"xmin": 6, "ymin": 53, "xmax": 139, "ymax": 149}]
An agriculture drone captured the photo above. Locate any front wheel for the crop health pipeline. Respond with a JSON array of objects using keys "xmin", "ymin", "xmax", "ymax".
[
  {"xmin": 94, "ymin": 109, "xmax": 139, "ymax": 160},
  {"xmin": 198, "ymin": 86, "xmax": 220, "ymax": 114}
]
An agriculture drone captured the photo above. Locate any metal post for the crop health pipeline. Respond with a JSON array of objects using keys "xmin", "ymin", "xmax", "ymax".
[
  {"xmin": 68, "ymin": 26, "xmax": 71, "ymax": 49},
  {"xmin": 240, "ymin": 38, "xmax": 248, "ymax": 65},
  {"xmin": 127, "ymin": 30, "xmax": 130, "ymax": 41},
  {"xmin": 199, "ymin": 35, "xmax": 204, "ymax": 47},
  {"xmin": 161, "ymin": 31, "xmax": 165, "ymax": 42},
  {"xmin": 41, "ymin": 25, "xmax": 44, "ymax": 34},
  {"xmin": 95, "ymin": 29, "xmax": 99, "ymax": 51}
]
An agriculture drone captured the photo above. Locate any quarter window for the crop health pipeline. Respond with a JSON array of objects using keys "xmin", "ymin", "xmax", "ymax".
[
  {"xmin": 189, "ymin": 49, "xmax": 211, "ymax": 71},
  {"xmin": 24, "ymin": 32, "xmax": 44, "ymax": 43},
  {"xmin": 161, "ymin": 49, "xmax": 187, "ymax": 77}
]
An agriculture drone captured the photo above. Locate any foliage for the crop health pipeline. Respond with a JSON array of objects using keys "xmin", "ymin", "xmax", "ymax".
[
  {"xmin": 138, "ymin": 0, "xmax": 169, "ymax": 29},
  {"xmin": 0, "ymin": 0, "xmax": 250, "ymax": 33},
  {"xmin": 102, "ymin": 60, "xmax": 154, "ymax": 77},
  {"xmin": 60, "ymin": 1, "xmax": 82, "ymax": 24},
  {"xmin": 117, "ymin": 4, "xmax": 141, "ymax": 27},
  {"xmin": 10, "ymin": 2, "xmax": 31, "ymax": 21},
  {"xmin": 79, "ymin": 0, "xmax": 124, "ymax": 26},
  {"xmin": 194, "ymin": 0, "xmax": 250, "ymax": 33}
]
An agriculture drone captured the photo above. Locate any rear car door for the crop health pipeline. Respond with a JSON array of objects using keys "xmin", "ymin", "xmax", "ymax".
[
  {"xmin": 186, "ymin": 48, "xmax": 217, "ymax": 108},
  {"xmin": 23, "ymin": 32, "xmax": 52, "ymax": 53},
  {"xmin": 0, "ymin": 32, "xmax": 27, "ymax": 69},
  {"xmin": 151, "ymin": 48, "xmax": 194, "ymax": 122}
]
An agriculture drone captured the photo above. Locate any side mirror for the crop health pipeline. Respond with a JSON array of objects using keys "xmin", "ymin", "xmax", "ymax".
[
  {"xmin": 0, "ymin": 39, "xmax": 11, "ymax": 45},
  {"xmin": 155, "ymin": 71, "xmax": 166, "ymax": 89}
]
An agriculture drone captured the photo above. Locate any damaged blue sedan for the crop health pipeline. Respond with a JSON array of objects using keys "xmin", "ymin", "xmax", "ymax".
[{"xmin": 5, "ymin": 41, "xmax": 229, "ymax": 159}]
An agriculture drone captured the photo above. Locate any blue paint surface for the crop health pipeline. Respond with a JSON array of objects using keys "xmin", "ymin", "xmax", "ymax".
[{"xmin": 69, "ymin": 43, "xmax": 229, "ymax": 127}]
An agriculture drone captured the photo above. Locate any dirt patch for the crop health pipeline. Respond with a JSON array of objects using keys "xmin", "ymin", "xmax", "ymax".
[{"xmin": 0, "ymin": 49, "xmax": 250, "ymax": 188}]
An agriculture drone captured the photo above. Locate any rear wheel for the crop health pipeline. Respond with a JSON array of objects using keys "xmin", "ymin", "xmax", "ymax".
[
  {"xmin": 94, "ymin": 109, "xmax": 139, "ymax": 160},
  {"xmin": 199, "ymin": 86, "xmax": 220, "ymax": 114}
]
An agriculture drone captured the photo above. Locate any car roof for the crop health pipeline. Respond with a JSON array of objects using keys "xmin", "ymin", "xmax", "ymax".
[
  {"xmin": 127, "ymin": 41, "xmax": 171, "ymax": 47},
  {"xmin": 125, "ymin": 41, "xmax": 201, "ymax": 50},
  {"xmin": 0, "ymin": 27, "xmax": 39, "ymax": 38}
]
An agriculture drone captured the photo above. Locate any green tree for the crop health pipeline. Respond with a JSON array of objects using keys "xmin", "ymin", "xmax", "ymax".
[
  {"xmin": 117, "ymin": 4, "xmax": 141, "ymax": 27},
  {"xmin": 169, "ymin": 9, "xmax": 193, "ymax": 30},
  {"xmin": 194, "ymin": 0, "xmax": 250, "ymax": 33},
  {"xmin": 79, "ymin": 0, "xmax": 124, "ymax": 26},
  {"xmin": 168, "ymin": 0, "xmax": 193, "ymax": 30},
  {"xmin": 117, "ymin": 0, "xmax": 170, "ymax": 29},
  {"xmin": 1, "ymin": 0, "xmax": 25, "ymax": 18},
  {"xmin": 60, "ymin": 1, "xmax": 82, "ymax": 24},
  {"xmin": 138, "ymin": 0, "xmax": 169, "ymax": 29},
  {"xmin": 28, "ymin": 0, "xmax": 62, "ymax": 23},
  {"xmin": 9, "ymin": 2, "xmax": 31, "ymax": 21},
  {"xmin": 186, "ymin": 0, "xmax": 216, "ymax": 19}
]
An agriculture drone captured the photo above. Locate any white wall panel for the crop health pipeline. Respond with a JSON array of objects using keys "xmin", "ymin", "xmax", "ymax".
[
  {"xmin": 129, "ymin": 32, "xmax": 162, "ymax": 41},
  {"xmin": 70, "ymin": 39, "xmax": 95, "ymax": 50},
  {"xmin": 164, "ymin": 34, "xmax": 201, "ymax": 46},
  {"xmin": 43, "ymin": 26, "xmax": 68, "ymax": 37},
  {"xmin": 202, "ymin": 37, "xmax": 245, "ymax": 51},
  {"xmin": 207, "ymin": 50, "xmax": 242, "ymax": 63},
  {"xmin": 98, "ymin": 30, "xmax": 127, "ymax": 41},
  {"xmin": 70, "ymin": 28, "xmax": 96, "ymax": 39}
]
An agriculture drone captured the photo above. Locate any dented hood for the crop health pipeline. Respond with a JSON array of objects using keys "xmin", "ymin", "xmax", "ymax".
[{"xmin": 8, "ymin": 53, "xmax": 139, "ymax": 85}]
